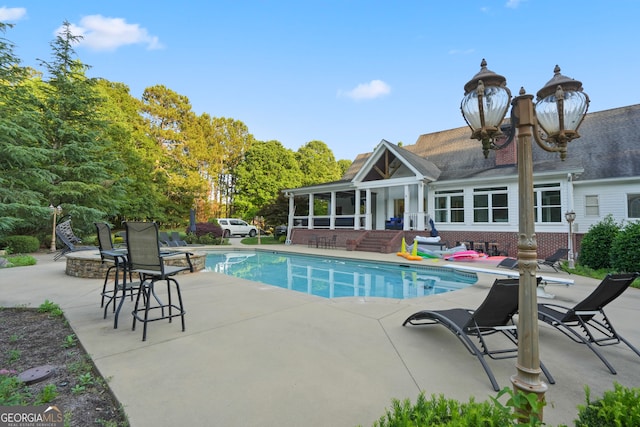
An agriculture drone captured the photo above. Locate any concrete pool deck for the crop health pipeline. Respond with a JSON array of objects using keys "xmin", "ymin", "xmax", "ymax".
[{"xmin": 1, "ymin": 243, "xmax": 639, "ymax": 426}]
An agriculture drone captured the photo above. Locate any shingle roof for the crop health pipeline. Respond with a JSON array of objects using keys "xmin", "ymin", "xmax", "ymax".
[{"xmin": 342, "ymin": 104, "xmax": 640, "ymax": 183}]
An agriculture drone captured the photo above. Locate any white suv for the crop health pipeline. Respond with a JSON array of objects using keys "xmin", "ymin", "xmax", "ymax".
[{"xmin": 217, "ymin": 218, "xmax": 258, "ymax": 237}]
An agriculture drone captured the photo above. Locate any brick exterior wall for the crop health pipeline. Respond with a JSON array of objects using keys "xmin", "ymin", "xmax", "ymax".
[{"xmin": 289, "ymin": 228, "xmax": 582, "ymax": 260}]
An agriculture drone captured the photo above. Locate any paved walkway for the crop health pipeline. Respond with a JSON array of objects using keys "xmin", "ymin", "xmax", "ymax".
[{"xmin": 1, "ymin": 244, "xmax": 639, "ymax": 427}]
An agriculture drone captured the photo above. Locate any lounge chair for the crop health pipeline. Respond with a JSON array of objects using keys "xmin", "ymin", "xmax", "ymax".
[
  {"xmin": 538, "ymin": 248, "xmax": 569, "ymax": 272},
  {"xmin": 158, "ymin": 231, "xmax": 175, "ymax": 247},
  {"xmin": 497, "ymin": 257, "xmax": 518, "ymax": 270},
  {"xmin": 403, "ymin": 278, "xmax": 554, "ymax": 391},
  {"xmin": 54, "ymin": 219, "xmax": 96, "ymax": 260},
  {"xmin": 170, "ymin": 231, "xmax": 188, "ymax": 246},
  {"xmin": 537, "ymin": 272, "xmax": 640, "ymax": 374}
]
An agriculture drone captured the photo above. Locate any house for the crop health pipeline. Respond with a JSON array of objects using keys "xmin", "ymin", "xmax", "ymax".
[{"xmin": 283, "ymin": 104, "xmax": 640, "ymax": 257}]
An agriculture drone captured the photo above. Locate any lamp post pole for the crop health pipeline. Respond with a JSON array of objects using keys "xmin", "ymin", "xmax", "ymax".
[
  {"xmin": 510, "ymin": 93, "xmax": 548, "ymax": 409},
  {"xmin": 565, "ymin": 211, "xmax": 576, "ymax": 269},
  {"xmin": 49, "ymin": 205, "xmax": 61, "ymax": 252},
  {"xmin": 460, "ymin": 60, "xmax": 589, "ymax": 422}
]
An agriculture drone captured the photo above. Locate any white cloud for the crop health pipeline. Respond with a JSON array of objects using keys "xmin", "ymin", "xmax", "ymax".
[
  {"xmin": 339, "ymin": 79, "xmax": 391, "ymax": 100},
  {"xmin": 61, "ymin": 15, "xmax": 163, "ymax": 51},
  {"xmin": 505, "ymin": 0, "xmax": 524, "ymax": 9},
  {"xmin": 0, "ymin": 7, "xmax": 26, "ymax": 21}
]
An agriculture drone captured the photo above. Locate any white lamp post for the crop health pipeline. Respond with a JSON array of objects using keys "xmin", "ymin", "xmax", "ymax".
[
  {"xmin": 49, "ymin": 204, "xmax": 62, "ymax": 252},
  {"xmin": 565, "ymin": 210, "xmax": 576, "ymax": 269},
  {"xmin": 461, "ymin": 59, "xmax": 589, "ymax": 421}
]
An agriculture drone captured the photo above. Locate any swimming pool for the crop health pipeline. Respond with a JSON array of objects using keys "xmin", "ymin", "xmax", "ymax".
[{"xmin": 204, "ymin": 250, "xmax": 477, "ymax": 299}]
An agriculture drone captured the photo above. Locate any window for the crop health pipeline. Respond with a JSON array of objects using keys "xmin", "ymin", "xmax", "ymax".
[
  {"xmin": 585, "ymin": 195, "xmax": 599, "ymax": 216},
  {"xmin": 628, "ymin": 194, "xmax": 640, "ymax": 218},
  {"xmin": 534, "ymin": 184, "xmax": 561, "ymax": 223},
  {"xmin": 434, "ymin": 190, "xmax": 464, "ymax": 223},
  {"xmin": 473, "ymin": 187, "xmax": 508, "ymax": 223}
]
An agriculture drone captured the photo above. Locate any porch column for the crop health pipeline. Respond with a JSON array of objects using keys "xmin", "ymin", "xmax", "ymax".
[
  {"xmin": 365, "ymin": 189, "xmax": 372, "ymax": 230},
  {"xmin": 308, "ymin": 193, "xmax": 314, "ymax": 229},
  {"xmin": 354, "ymin": 190, "xmax": 361, "ymax": 230},
  {"xmin": 330, "ymin": 191, "xmax": 336, "ymax": 229},
  {"xmin": 403, "ymin": 185, "xmax": 410, "ymax": 230},
  {"xmin": 417, "ymin": 182, "xmax": 425, "ymax": 230},
  {"xmin": 286, "ymin": 193, "xmax": 294, "ymax": 244}
]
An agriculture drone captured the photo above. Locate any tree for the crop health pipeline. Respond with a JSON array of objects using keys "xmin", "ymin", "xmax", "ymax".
[
  {"xmin": 140, "ymin": 84, "xmax": 206, "ymax": 225},
  {"xmin": 212, "ymin": 117, "xmax": 253, "ymax": 217},
  {"xmin": 296, "ymin": 140, "xmax": 342, "ymax": 186},
  {"xmin": 94, "ymin": 79, "xmax": 165, "ymax": 224},
  {"xmin": 337, "ymin": 159, "xmax": 352, "ymax": 178},
  {"xmin": 0, "ymin": 23, "xmax": 51, "ymax": 238},
  {"xmin": 233, "ymin": 140, "xmax": 302, "ymax": 219},
  {"xmin": 37, "ymin": 21, "xmax": 118, "ymax": 236}
]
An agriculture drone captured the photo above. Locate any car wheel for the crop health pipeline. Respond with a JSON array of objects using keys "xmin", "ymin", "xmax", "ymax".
[
  {"xmin": 224, "ymin": 229, "xmax": 230, "ymax": 238},
  {"xmin": 249, "ymin": 230, "xmax": 256, "ymax": 237}
]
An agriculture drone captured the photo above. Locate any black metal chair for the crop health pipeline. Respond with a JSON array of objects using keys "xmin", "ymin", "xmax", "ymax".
[
  {"xmin": 538, "ymin": 272, "xmax": 640, "ymax": 374},
  {"xmin": 53, "ymin": 219, "xmax": 95, "ymax": 260},
  {"xmin": 95, "ymin": 222, "xmax": 141, "ymax": 329},
  {"xmin": 538, "ymin": 248, "xmax": 569, "ymax": 272},
  {"xmin": 403, "ymin": 277, "xmax": 554, "ymax": 391},
  {"xmin": 125, "ymin": 221, "xmax": 193, "ymax": 341}
]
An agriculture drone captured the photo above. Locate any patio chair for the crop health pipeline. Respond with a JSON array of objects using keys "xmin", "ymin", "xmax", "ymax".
[
  {"xmin": 54, "ymin": 219, "xmax": 96, "ymax": 260},
  {"xmin": 170, "ymin": 231, "xmax": 188, "ymax": 246},
  {"xmin": 158, "ymin": 231, "xmax": 175, "ymax": 247},
  {"xmin": 403, "ymin": 277, "xmax": 554, "ymax": 391},
  {"xmin": 95, "ymin": 222, "xmax": 141, "ymax": 329},
  {"xmin": 497, "ymin": 257, "xmax": 518, "ymax": 270},
  {"xmin": 537, "ymin": 272, "xmax": 640, "ymax": 374},
  {"xmin": 538, "ymin": 248, "xmax": 569, "ymax": 272},
  {"xmin": 125, "ymin": 221, "xmax": 194, "ymax": 341}
]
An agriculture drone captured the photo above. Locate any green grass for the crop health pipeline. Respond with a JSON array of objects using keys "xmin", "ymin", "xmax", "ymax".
[
  {"xmin": 240, "ymin": 235, "xmax": 284, "ymax": 245},
  {"xmin": 0, "ymin": 255, "xmax": 37, "ymax": 268},
  {"xmin": 563, "ymin": 262, "xmax": 640, "ymax": 289}
]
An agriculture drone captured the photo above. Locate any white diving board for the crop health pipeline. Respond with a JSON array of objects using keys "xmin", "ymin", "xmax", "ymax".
[{"xmin": 443, "ymin": 264, "xmax": 574, "ymax": 299}]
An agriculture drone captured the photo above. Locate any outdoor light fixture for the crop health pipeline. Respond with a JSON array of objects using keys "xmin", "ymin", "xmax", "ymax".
[
  {"xmin": 49, "ymin": 204, "xmax": 62, "ymax": 252},
  {"xmin": 461, "ymin": 59, "xmax": 589, "ymax": 420},
  {"xmin": 565, "ymin": 210, "xmax": 577, "ymax": 269}
]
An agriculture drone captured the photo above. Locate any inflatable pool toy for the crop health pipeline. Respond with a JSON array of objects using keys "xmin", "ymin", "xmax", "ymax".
[
  {"xmin": 396, "ymin": 237, "xmax": 407, "ymax": 257},
  {"xmin": 446, "ymin": 250, "xmax": 481, "ymax": 260},
  {"xmin": 397, "ymin": 238, "xmax": 422, "ymax": 261}
]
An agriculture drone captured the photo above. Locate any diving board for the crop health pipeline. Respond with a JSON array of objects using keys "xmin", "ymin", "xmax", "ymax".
[{"xmin": 443, "ymin": 264, "xmax": 574, "ymax": 299}]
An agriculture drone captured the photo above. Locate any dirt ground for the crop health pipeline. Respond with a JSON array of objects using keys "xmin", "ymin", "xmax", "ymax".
[{"xmin": 0, "ymin": 308, "xmax": 129, "ymax": 426}]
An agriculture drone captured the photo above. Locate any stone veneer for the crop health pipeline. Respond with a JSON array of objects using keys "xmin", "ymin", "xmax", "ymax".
[{"xmin": 64, "ymin": 249, "xmax": 206, "ymax": 278}]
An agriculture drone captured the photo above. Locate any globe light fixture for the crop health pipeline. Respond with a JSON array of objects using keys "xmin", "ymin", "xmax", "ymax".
[{"xmin": 461, "ymin": 59, "xmax": 589, "ymax": 421}]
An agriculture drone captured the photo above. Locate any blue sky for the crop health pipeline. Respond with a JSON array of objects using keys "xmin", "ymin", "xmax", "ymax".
[{"xmin": 1, "ymin": 1, "xmax": 638, "ymax": 161}]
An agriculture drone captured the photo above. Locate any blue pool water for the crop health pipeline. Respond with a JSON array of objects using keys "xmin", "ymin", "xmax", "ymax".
[{"xmin": 204, "ymin": 250, "xmax": 477, "ymax": 299}]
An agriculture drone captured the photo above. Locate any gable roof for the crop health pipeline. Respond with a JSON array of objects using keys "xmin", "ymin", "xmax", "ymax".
[{"xmin": 343, "ymin": 104, "xmax": 640, "ymax": 183}]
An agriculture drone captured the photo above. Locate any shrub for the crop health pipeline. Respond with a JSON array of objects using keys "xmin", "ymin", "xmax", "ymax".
[
  {"xmin": 610, "ymin": 221, "xmax": 640, "ymax": 273},
  {"xmin": 369, "ymin": 391, "xmax": 513, "ymax": 427},
  {"xmin": 1, "ymin": 235, "xmax": 40, "ymax": 254},
  {"xmin": 186, "ymin": 222, "xmax": 223, "ymax": 244},
  {"xmin": 575, "ymin": 383, "xmax": 640, "ymax": 426},
  {"xmin": 578, "ymin": 215, "xmax": 621, "ymax": 270}
]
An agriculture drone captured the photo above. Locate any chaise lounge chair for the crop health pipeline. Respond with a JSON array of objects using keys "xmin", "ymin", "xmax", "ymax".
[
  {"xmin": 538, "ymin": 248, "xmax": 569, "ymax": 272},
  {"xmin": 497, "ymin": 257, "xmax": 518, "ymax": 270},
  {"xmin": 403, "ymin": 278, "xmax": 554, "ymax": 391},
  {"xmin": 537, "ymin": 272, "xmax": 640, "ymax": 374},
  {"xmin": 54, "ymin": 219, "xmax": 96, "ymax": 260}
]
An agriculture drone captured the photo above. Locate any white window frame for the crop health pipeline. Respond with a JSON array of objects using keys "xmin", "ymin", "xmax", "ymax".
[
  {"xmin": 628, "ymin": 193, "xmax": 640, "ymax": 218},
  {"xmin": 585, "ymin": 195, "xmax": 599, "ymax": 216},
  {"xmin": 434, "ymin": 190, "xmax": 464, "ymax": 223},
  {"xmin": 473, "ymin": 187, "xmax": 508, "ymax": 223},
  {"xmin": 534, "ymin": 183, "xmax": 562, "ymax": 223}
]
